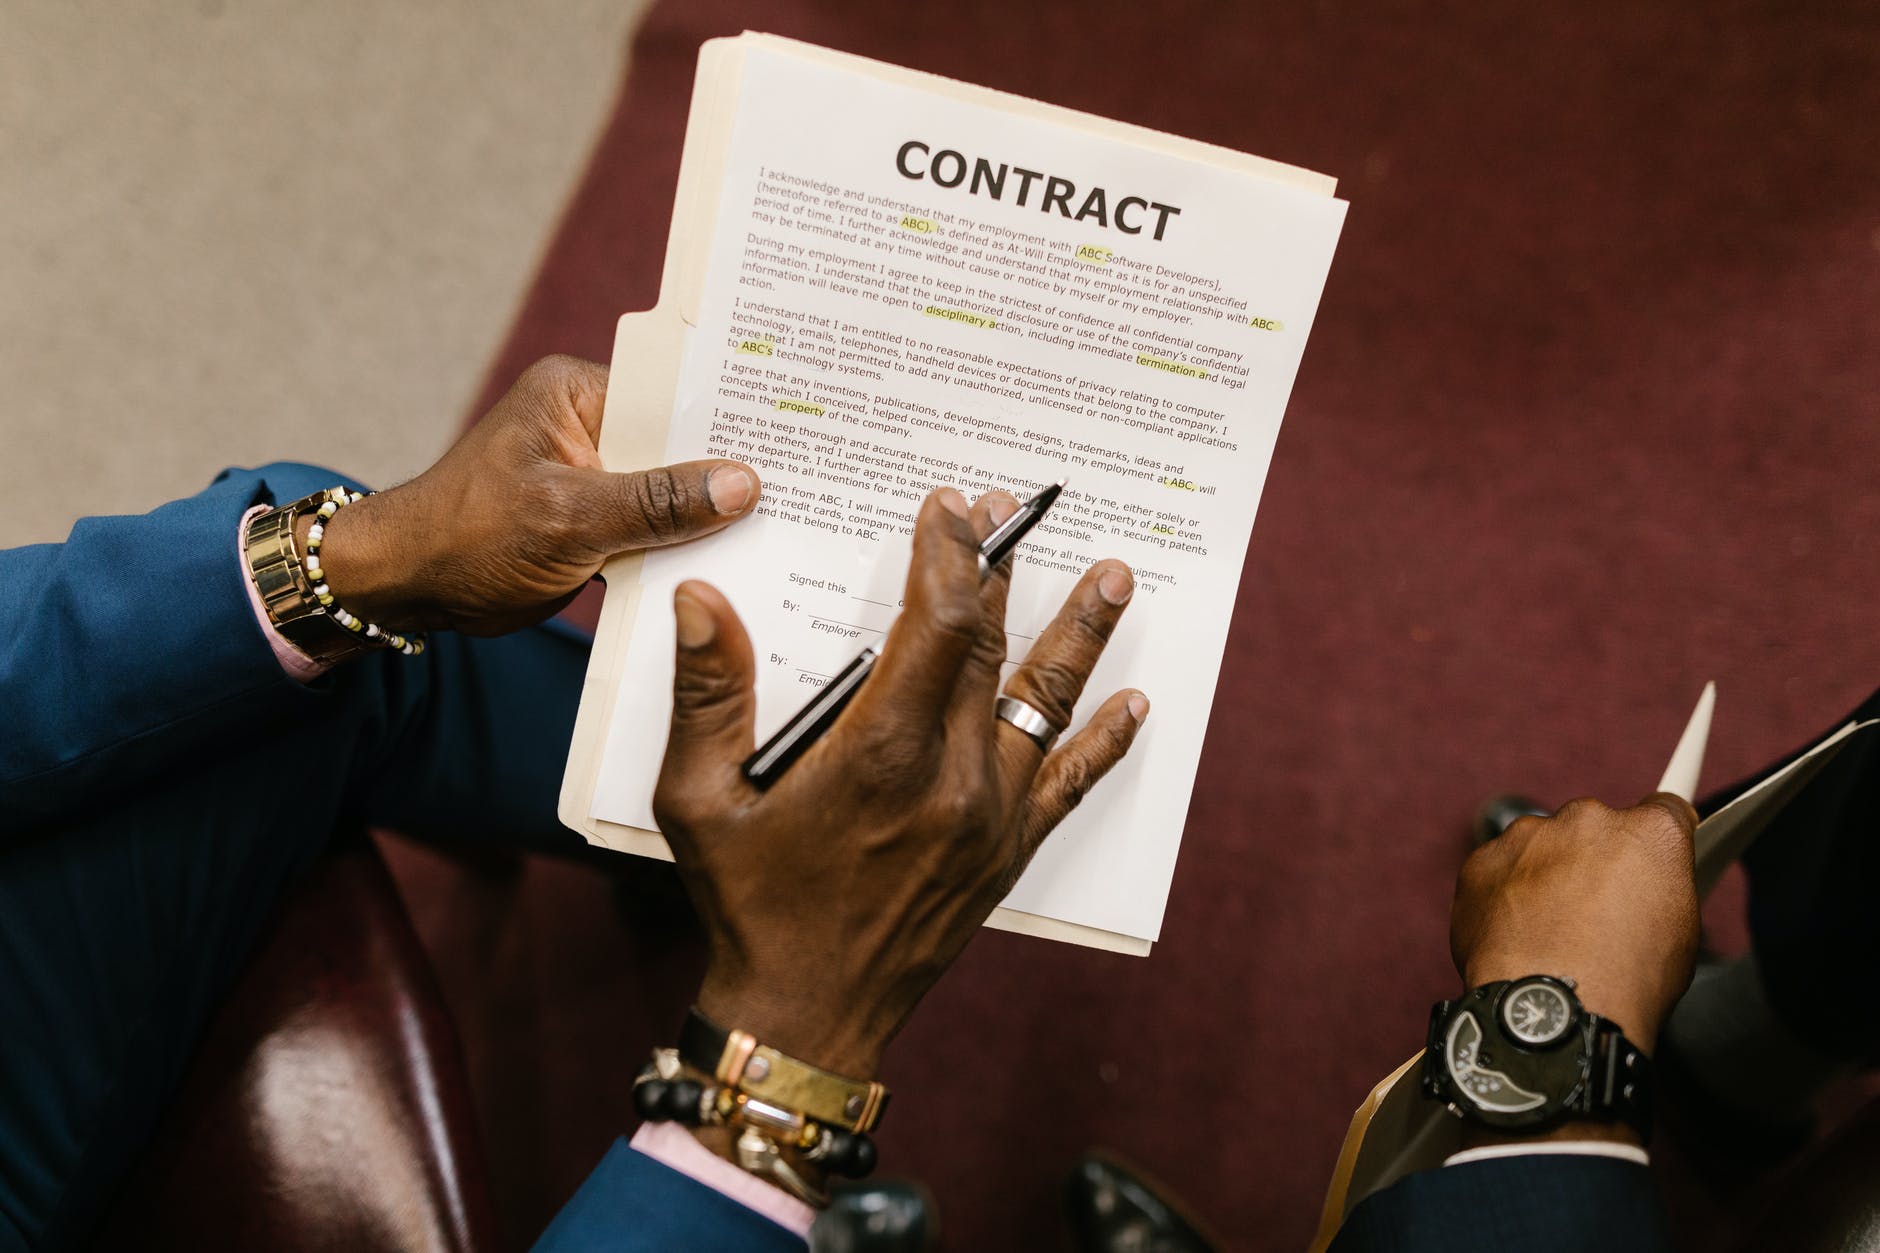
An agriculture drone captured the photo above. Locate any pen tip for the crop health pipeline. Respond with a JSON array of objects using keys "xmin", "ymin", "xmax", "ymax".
[{"xmin": 1055, "ymin": 475, "xmax": 1068, "ymax": 487}]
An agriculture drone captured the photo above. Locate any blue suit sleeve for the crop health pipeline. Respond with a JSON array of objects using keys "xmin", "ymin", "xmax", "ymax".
[
  {"xmin": 1330, "ymin": 1157, "xmax": 1670, "ymax": 1253},
  {"xmin": 0, "ymin": 463, "xmax": 358, "ymax": 834},
  {"xmin": 532, "ymin": 1138, "xmax": 808, "ymax": 1253}
]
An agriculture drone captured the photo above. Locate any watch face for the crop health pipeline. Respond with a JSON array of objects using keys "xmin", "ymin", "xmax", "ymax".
[
  {"xmin": 1443, "ymin": 1010, "xmax": 1547, "ymax": 1114},
  {"xmin": 1501, "ymin": 978, "xmax": 1575, "ymax": 1046}
]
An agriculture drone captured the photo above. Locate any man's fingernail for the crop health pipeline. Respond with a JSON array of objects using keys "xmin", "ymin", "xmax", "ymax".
[
  {"xmin": 1098, "ymin": 565, "xmax": 1134, "ymax": 605},
  {"xmin": 986, "ymin": 494, "xmax": 1018, "ymax": 525},
  {"xmin": 1127, "ymin": 692, "xmax": 1150, "ymax": 722},
  {"xmin": 938, "ymin": 487, "xmax": 969, "ymax": 518},
  {"xmin": 708, "ymin": 465, "xmax": 755, "ymax": 515},
  {"xmin": 674, "ymin": 590, "xmax": 716, "ymax": 648}
]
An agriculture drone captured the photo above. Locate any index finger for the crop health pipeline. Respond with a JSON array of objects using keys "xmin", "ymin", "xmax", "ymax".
[
  {"xmin": 1632, "ymin": 791, "xmax": 1700, "ymax": 841},
  {"xmin": 510, "ymin": 353, "xmax": 611, "ymax": 442}
]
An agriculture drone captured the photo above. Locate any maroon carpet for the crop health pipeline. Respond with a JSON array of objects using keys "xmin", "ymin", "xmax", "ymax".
[{"xmin": 387, "ymin": 2, "xmax": 1880, "ymax": 1248}]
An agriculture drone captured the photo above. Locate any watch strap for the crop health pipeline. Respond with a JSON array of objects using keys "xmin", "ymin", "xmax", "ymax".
[{"xmin": 1586, "ymin": 1016, "xmax": 1652, "ymax": 1142}]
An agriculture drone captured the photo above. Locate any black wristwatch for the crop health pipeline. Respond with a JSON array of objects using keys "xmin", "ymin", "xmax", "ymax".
[{"xmin": 1422, "ymin": 975, "xmax": 1652, "ymax": 1143}]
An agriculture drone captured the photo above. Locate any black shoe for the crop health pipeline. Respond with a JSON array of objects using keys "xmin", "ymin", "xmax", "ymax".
[
  {"xmin": 1066, "ymin": 1154, "xmax": 1220, "ymax": 1253},
  {"xmin": 1470, "ymin": 794, "xmax": 1550, "ymax": 847},
  {"xmin": 809, "ymin": 1180, "xmax": 936, "ymax": 1253}
]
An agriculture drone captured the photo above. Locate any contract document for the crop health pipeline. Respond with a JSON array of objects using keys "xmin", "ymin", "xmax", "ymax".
[{"xmin": 565, "ymin": 34, "xmax": 1347, "ymax": 953}]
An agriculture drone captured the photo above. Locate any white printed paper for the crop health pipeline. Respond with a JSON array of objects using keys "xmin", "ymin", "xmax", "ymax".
[{"xmin": 590, "ymin": 46, "xmax": 1346, "ymax": 942}]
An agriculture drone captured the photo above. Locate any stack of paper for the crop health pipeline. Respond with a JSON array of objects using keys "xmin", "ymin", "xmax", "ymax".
[{"xmin": 559, "ymin": 33, "xmax": 1347, "ymax": 955}]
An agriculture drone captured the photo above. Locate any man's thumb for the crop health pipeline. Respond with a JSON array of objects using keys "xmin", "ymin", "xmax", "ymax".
[
  {"xmin": 576, "ymin": 459, "xmax": 759, "ymax": 555},
  {"xmin": 656, "ymin": 581, "xmax": 758, "ymax": 805}
]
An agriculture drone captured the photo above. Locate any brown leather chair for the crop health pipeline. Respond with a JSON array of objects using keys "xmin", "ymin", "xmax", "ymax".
[{"xmin": 95, "ymin": 833, "xmax": 498, "ymax": 1252}]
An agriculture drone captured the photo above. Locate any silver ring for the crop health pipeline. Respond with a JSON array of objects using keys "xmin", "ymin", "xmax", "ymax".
[{"xmin": 995, "ymin": 695, "xmax": 1062, "ymax": 752}]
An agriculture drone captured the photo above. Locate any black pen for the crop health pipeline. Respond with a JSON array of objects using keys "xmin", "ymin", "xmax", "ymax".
[{"xmin": 741, "ymin": 478, "xmax": 1065, "ymax": 788}]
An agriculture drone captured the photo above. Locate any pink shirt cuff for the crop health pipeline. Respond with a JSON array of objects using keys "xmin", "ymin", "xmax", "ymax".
[
  {"xmin": 628, "ymin": 1122, "xmax": 817, "ymax": 1239},
  {"xmin": 238, "ymin": 504, "xmax": 332, "ymax": 684}
]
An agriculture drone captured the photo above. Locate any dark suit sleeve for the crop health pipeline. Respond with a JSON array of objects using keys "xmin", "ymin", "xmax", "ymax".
[
  {"xmin": 532, "ymin": 1138, "xmax": 808, "ymax": 1253},
  {"xmin": 1330, "ymin": 1158, "xmax": 1670, "ymax": 1253},
  {"xmin": 0, "ymin": 462, "xmax": 354, "ymax": 834}
]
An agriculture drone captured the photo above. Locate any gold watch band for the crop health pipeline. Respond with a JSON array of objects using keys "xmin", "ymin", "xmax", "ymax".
[
  {"xmin": 680, "ymin": 1009, "xmax": 889, "ymax": 1134},
  {"xmin": 242, "ymin": 491, "xmax": 375, "ymax": 666}
]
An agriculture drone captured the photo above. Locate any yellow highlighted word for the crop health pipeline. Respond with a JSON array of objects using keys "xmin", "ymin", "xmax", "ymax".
[
  {"xmin": 1150, "ymin": 524, "xmax": 1178, "ymax": 535},
  {"xmin": 1249, "ymin": 316, "xmax": 1285, "ymax": 332},
  {"xmin": 1073, "ymin": 244, "xmax": 1113, "ymax": 265},
  {"xmin": 923, "ymin": 306, "xmax": 996, "ymax": 329},
  {"xmin": 1162, "ymin": 477, "xmax": 1198, "ymax": 491},
  {"xmin": 736, "ymin": 338, "xmax": 775, "ymax": 356},
  {"xmin": 776, "ymin": 398, "xmax": 826, "ymax": 417},
  {"xmin": 1136, "ymin": 353, "xmax": 1207, "ymax": 379},
  {"xmin": 899, "ymin": 215, "xmax": 935, "ymax": 233}
]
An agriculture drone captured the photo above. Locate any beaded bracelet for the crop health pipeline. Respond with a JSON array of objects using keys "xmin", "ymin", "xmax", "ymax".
[{"xmin": 303, "ymin": 487, "xmax": 425, "ymax": 657}]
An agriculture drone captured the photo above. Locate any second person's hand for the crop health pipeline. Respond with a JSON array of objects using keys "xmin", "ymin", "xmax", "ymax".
[{"xmin": 1450, "ymin": 792, "xmax": 1701, "ymax": 1056}]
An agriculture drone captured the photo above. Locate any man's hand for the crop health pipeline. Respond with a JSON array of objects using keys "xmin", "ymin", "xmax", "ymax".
[
  {"xmin": 651, "ymin": 487, "xmax": 1148, "ymax": 1080},
  {"xmin": 1450, "ymin": 793, "xmax": 1701, "ymax": 1054},
  {"xmin": 304, "ymin": 355, "xmax": 760, "ymax": 635}
]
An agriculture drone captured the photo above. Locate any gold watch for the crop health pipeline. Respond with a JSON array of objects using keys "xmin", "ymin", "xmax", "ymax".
[{"xmin": 243, "ymin": 490, "xmax": 376, "ymax": 666}]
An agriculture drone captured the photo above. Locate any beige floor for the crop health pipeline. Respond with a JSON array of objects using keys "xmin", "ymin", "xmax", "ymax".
[{"xmin": 0, "ymin": 1, "xmax": 650, "ymax": 549}]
